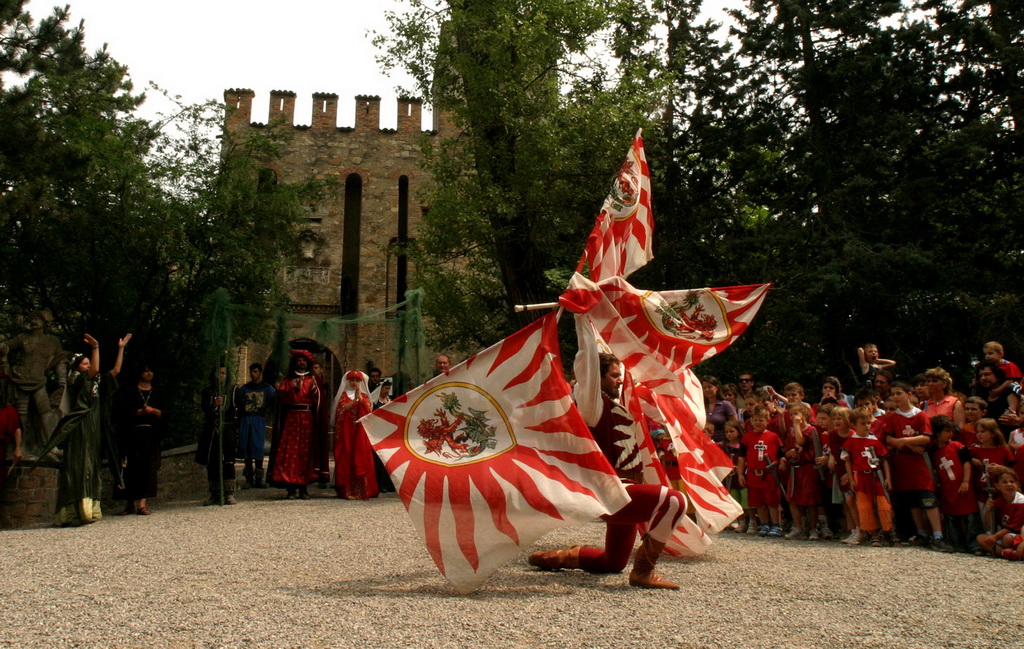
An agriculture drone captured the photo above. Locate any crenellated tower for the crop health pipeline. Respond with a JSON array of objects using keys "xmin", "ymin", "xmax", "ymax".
[{"xmin": 223, "ymin": 88, "xmax": 442, "ymax": 386}]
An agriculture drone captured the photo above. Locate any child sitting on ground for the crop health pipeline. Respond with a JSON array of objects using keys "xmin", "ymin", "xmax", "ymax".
[{"xmin": 977, "ymin": 465, "xmax": 1024, "ymax": 559}]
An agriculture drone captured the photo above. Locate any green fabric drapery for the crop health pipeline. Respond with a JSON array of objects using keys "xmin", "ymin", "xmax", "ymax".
[{"xmin": 203, "ymin": 288, "xmax": 427, "ymax": 395}]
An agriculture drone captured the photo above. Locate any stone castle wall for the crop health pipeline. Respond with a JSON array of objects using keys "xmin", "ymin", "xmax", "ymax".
[{"xmin": 223, "ymin": 89, "xmax": 440, "ymax": 381}]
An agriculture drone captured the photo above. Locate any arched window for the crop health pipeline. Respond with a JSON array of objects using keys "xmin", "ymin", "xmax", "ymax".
[
  {"xmin": 397, "ymin": 176, "xmax": 409, "ymax": 303},
  {"xmin": 340, "ymin": 174, "xmax": 362, "ymax": 315}
]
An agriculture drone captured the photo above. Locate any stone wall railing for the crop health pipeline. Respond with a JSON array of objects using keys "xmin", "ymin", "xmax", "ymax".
[{"xmin": 0, "ymin": 444, "xmax": 212, "ymax": 530}]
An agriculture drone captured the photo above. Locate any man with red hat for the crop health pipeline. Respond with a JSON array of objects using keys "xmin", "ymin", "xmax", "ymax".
[{"xmin": 267, "ymin": 350, "xmax": 325, "ymax": 499}]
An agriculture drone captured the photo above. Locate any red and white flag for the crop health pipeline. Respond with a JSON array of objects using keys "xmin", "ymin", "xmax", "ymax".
[
  {"xmin": 360, "ymin": 313, "xmax": 629, "ymax": 593},
  {"xmin": 560, "ymin": 273, "xmax": 743, "ymax": 539},
  {"xmin": 600, "ymin": 277, "xmax": 770, "ymax": 370},
  {"xmin": 579, "ymin": 130, "xmax": 654, "ymax": 282}
]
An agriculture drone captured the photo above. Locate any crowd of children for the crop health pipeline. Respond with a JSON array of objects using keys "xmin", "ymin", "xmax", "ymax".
[{"xmin": 710, "ymin": 341, "xmax": 1024, "ymax": 560}]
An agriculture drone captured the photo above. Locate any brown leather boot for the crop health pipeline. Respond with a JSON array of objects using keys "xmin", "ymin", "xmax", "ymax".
[
  {"xmin": 628, "ymin": 535, "xmax": 679, "ymax": 589},
  {"xmin": 528, "ymin": 546, "xmax": 581, "ymax": 570}
]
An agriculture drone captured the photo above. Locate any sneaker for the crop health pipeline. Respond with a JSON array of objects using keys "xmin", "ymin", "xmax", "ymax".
[
  {"xmin": 785, "ymin": 528, "xmax": 807, "ymax": 540},
  {"xmin": 747, "ymin": 522, "xmax": 760, "ymax": 535},
  {"xmin": 933, "ymin": 537, "xmax": 954, "ymax": 553},
  {"xmin": 735, "ymin": 519, "xmax": 749, "ymax": 534},
  {"xmin": 758, "ymin": 524, "xmax": 770, "ymax": 537},
  {"xmin": 840, "ymin": 529, "xmax": 859, "ymax": 545},
  {"xmin": 767, "ymin": 525, "xmax": 784, "ymax": 538},
  {"xmin": 910, "ymin": 535, "xmax": 930, "ymax": 549},
  {"xmin": 849, "ymin": 531, "xmax": 871, "ymax": 546},
  {"xmin": 817, "ymin": 524, "xmax": 833, "ymax": 540},
  {"xmin": 878, "ymin": 531, "xmax": 894, "ymax": 547},
  {"xmin": 808, "ymin": 528, "xmax": 821, "ymax": 541},
  {"xmin": 870, "ymin": 533, "xmax": 882, "ymax": 547}
]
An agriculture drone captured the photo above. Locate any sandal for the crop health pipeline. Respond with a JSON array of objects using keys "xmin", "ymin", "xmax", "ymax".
[{"xmin": 136, "ymin": 508, "xmax": 152, "ymax": 516}]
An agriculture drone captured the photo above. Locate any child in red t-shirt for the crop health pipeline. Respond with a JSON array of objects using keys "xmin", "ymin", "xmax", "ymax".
[
  {"xmin": 878, "ymin": 382, "xmax": 951, "ymax": 550},
  {"xmin": 782, "ymin": 403, "xmax": 827, "ymax": 540},
  {"xmin": 969, "ymin": 418, "xmax": 1015, "ymax": 509},
  {"xmin": 929, "ymin": 415, "xmax": 980, "ymax": 553},
  {"xmin": 983, "ymin": 341, "xmax": 1023, "ymax": 385},
  {"xmin": 738, "ymin": 405, "xmax": 783, "ymax": 538},
  {"xmin": 977, "ymin": 466, "xmax": 1024, "ymax": 559},
  {"xmin": 843, "ymin": 408, "xmax": 894, "ymax": 546},
  {"xmin": 827, "ymin": 406, "xmax": 859, "ymax": 543}
]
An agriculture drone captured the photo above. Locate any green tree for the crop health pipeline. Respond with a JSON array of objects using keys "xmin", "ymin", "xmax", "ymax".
[
  {"xmin": 0, "ymin": 2, "xmax": 324, "ymax": 445},
  {"xmin": 377, "ymin": 0, "xmax": 665, "ymax": 349},
  {"xmin": 657, "ymin": 0, "xmax": 1023, "ymax": 391}
]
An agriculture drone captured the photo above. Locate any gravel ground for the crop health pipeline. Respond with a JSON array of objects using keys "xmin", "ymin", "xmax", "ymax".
[{"xmin": 0, "ymin": 488, "xmax": 1018, "ymax": 649}]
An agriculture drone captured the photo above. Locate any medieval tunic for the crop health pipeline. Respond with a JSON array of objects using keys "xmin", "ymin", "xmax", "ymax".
[
  {"xmin": 268, "ymin": 373, "xmax": 321, "ymax": 488},
  {"xmin": 577, "ymin": 395, "xmax": 686, "ymax": 573},
  {"xmin": 54, "ymin": 370, "xmax": 118, "ymax": 524},
  {"xmin": 234, "ymin": 380, "xmax": 275, "ymax": 460},
  {"xmin": 196, "ymin": 384, "xmax": 236, "ymax": 485},
  {"xmin": 115, "ymin": 386, "xmax": 165, "ymax": 501},
  {"xmin": 332, "ymin": 389, "xmax": 377, "ymax": 500}
]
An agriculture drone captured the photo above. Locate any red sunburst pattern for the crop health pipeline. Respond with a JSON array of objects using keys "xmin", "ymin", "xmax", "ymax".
[
  {"xmin": 360, "ymin": 313, "xmax": 630, "ymax": 593},
  {"xmin": 601, "ymin": 278, "xmax": 770, "ymax": 370},
  {"xmin": 580, "ymin": 129, "xmax": 654, "ymax": 282}
]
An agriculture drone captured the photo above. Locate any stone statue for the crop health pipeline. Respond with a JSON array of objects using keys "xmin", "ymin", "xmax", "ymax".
[{"xmin": 0, "ymin": 311, "xmax": 67, "ymax": 458}]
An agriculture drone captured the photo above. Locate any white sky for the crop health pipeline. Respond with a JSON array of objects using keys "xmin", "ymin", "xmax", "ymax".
[{"xmin": 25, "ymin": 0, "xmax": 740, "ymax": 129}]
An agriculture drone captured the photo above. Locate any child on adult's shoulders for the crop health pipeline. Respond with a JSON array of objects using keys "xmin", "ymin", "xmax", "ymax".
[
  {"xmin": 858, "ymin": 343, "xmax": 896, "ymax": 387},
  {"xmin": 984, "ymin": 341, "xmax": 1023, "ymax": 385}
]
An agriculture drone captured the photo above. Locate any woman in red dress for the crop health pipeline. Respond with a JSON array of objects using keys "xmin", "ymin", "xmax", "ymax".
[{"xmin": 331, "ymin": 370, "xmax": 378, "ymax": 500}]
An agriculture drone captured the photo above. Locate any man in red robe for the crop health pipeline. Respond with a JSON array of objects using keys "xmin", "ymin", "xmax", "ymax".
[{"xmin": 268, "ymin": 350, "xmax": 324, "ymax": 499}]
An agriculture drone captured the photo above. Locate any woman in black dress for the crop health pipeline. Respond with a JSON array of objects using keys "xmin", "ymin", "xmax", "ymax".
[{"xmin": 116, "ymin": 364, "xmax": 165, "ymax": 515}]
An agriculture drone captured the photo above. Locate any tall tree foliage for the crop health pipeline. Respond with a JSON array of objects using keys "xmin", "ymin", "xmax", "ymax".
[
  {"xmin": 377, "ymin": 0, "xmax": 664, "ymax": 349},
  {"xmin": 655, "ymin": 0, "xmax": 1024, "ymax": 390},
  {"xmin": 0, "ymin": 2, "xmax": 321, "ymax": 444}
]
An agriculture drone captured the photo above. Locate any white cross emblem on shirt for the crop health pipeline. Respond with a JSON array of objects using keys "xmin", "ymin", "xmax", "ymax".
[
  {"xmin": 939, "ymin": 456, "xmax": 955, "ymax": 481},
  {"xmin": 754, "ymin": 440, "xmax": 768, "ymax": 462}
]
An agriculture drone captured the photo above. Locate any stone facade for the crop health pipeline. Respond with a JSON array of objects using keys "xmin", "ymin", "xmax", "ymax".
[{"xmin": 223, "ymin": 89, "xmax": 441, "ymax": 383}]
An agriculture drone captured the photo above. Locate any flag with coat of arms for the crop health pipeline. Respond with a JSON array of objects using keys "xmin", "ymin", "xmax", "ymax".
[
  {"xmin": 579, "ymin": 129, "xmax": 654, "ymax": 282},
  {"xmin": 360, "ymin": 312, "xmax": 630, "ymax": 594}
]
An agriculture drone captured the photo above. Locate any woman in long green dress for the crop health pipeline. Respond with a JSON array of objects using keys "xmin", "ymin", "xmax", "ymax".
[{"xmin": 53, "ymin": 333, "xmax": 130, "ymax": 526}]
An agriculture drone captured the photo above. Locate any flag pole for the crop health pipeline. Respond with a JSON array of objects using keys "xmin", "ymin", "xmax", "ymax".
[{"xmin": 513, "ymin": 302, "xmax": 559, "ymax": 313}]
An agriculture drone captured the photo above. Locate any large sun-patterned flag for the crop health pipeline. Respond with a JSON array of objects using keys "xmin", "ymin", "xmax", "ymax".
[
  {"xmin": 578, "ymin": 129, "xmax": 654, "ymax": 282},
  {"xmin": 360, "ymin": 313, "xmax": 630, "ymax": 594},
  {"xmin": 560, "ymin": 273, "xmax": 742, "ymax": 539},
  {"xmin": 599, "ymin": 277, "xmax": 770, "ymax": 370}
]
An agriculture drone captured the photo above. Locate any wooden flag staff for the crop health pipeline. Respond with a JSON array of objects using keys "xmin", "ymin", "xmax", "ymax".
[{"xmin": 513, "ymin": 302, "xmax": 559, "ymax": 313}]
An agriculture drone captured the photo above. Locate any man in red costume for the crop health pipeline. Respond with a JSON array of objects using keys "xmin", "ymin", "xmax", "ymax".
[
  {"xmin": 528, "ymin": 353, "xmax": 685, "ymax": 589},
  {"xmin": 268, "ymin": 350, "xmax": 325, "ymax": 499}
]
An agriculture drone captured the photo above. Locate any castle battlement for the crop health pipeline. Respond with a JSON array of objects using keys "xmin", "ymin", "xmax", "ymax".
[{"xmin": 224, "ymin": 88, "xmax": 429, "ymax": 133}]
